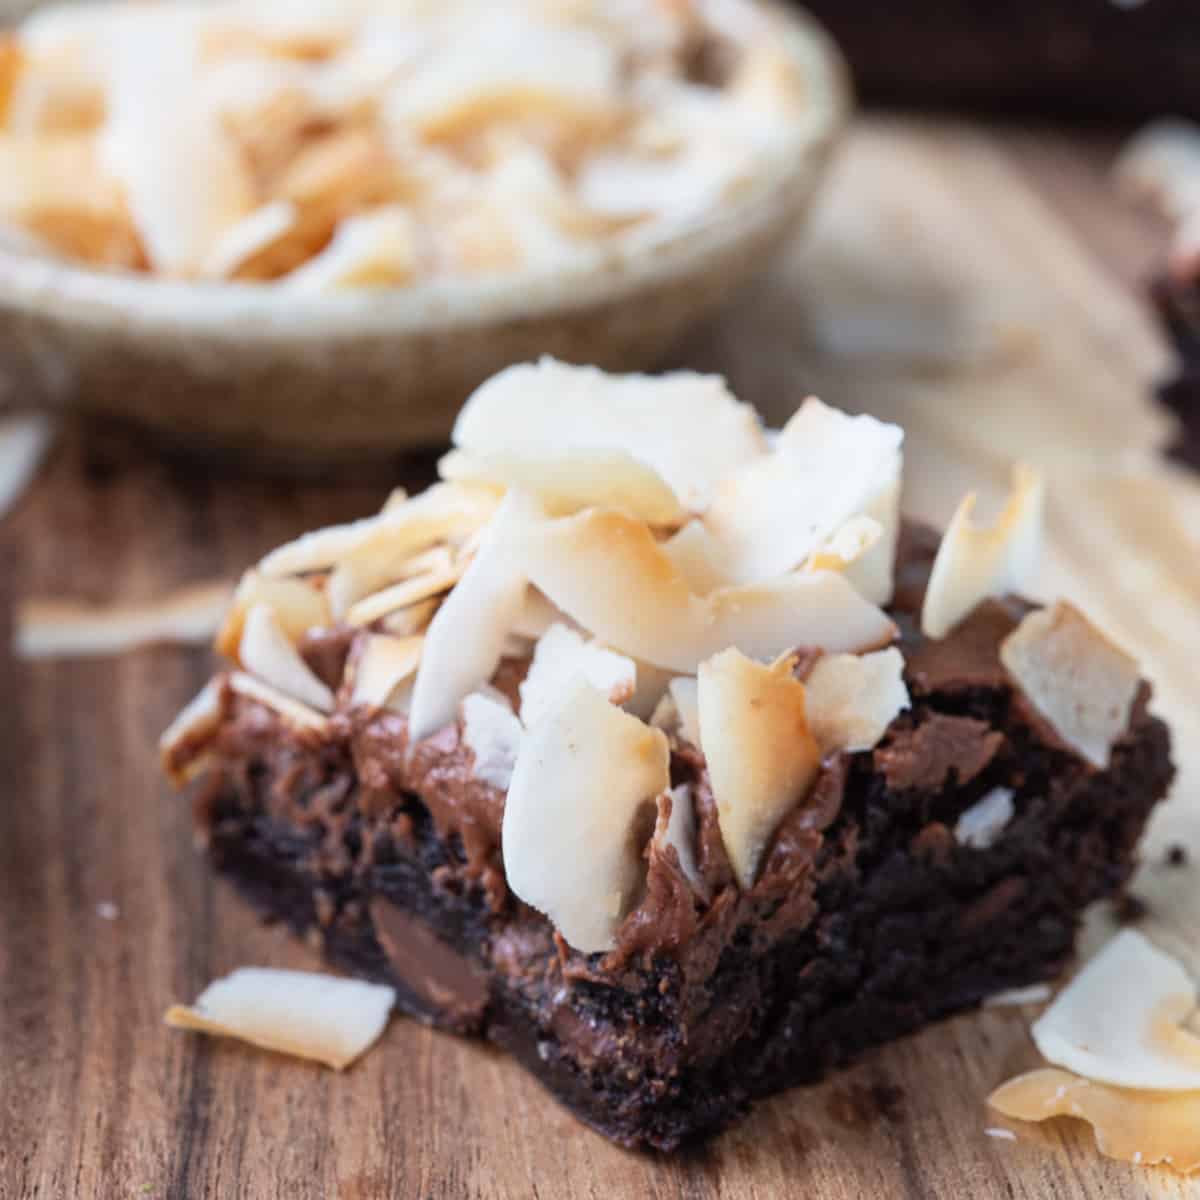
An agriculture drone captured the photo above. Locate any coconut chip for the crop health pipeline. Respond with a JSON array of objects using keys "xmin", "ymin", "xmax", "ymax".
[
  {"xmin": 439, "ymin": 446, "xmax": 686, "ymax": 526},
  {"xmin": 344, "ymin": 561, "xmax": 465, "ymax": 628},
  {"xmin": 450, "ymin": 358, "xmax": 767, "ymax": 511},
  {"xmin": 239, "ymin": 602, "xmax": 334, "ymax": 712},
  {"xmin": 228, "ymin": 670, "xmax": 329, "ymax": 733},
  {"xmin": 165, "ymin": 966, "xmax": 395, "ymax": 1070},
  {"xmin": 660, "ymin": 520, "xmax": 730, "ymax": 594},
  {"xmin": 216, "ymin": 570, "xmax": 330, "ymax": 660},
  {"xmin": 652, "ymin": 783, "xmax": 707, "ymax": 898},
  {"xmin": 15, "ymin": 580, "xmax": 231, "ymax": 659},
  {"xmin": 0, "ymin": 413, "xmax": 55, "ymax": 522},
  {"xmin": 379, "ymin": 596, "xmax": 438, "ymax": 638},
  {"xmin": 1000, "ymin": 601, "xmax": 1140, "ymax": 768},
  {"xmin": 347, "ymin": 633, "xmax": 422, "ymax": 710},
  {"xmin": 921, "ymin": 463, "xmax": 1043, "ymax": 640},
  {"xmin": 502, "ymin": 679, "xmax": 669, "ymax": 953},
  {"xmin": 199, "ymin": 198, "xmax": 297, "ymax": 279},
  {"xmin": 282, "ymin": 205, "xmax": 417, "ymax": 291},
  {"xmin": 519, "ymin": 623, "xmax": 637, "ymax": 730},
  {"xmin": 698, "ymin": 648, "xmax": 820, "ymax": 889},
  {"xmin": 955, "ymin": 787, "xmax": 1015, "ymax": 850},
  {"xmin": 703, "ymin": 397, "xmax": 903, "ymax": 586},
  {"xmin": 159, "ymin": 675, "xmax": 225, "ymax": 785},
  {"xmin": 1030, "ymin": 929, "xmax": 1200, "ymax": 1091},
  {"xmin": 408, "ymin": 489, "xmax": 538, "ymax": 741},
  {"xmin": 804, "ymin": 647, "xmax": 908, "ymax": 755},
  {"xmin": 988, "ymin": 1068, "xmax": 1200, "ymax": 1174},
  {"xmin": 461, "ymin": 688, "xmax": 524, "ymax": 791}
]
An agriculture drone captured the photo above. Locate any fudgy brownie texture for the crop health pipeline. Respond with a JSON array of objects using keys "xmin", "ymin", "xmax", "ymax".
[{"xmin": 185, "ymin": 526, "xmax": 1173, "ymax": 1149}]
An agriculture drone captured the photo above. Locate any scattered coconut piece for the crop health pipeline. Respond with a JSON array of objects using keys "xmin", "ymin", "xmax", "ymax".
[
  {"xmin": 1114, "ymin": 118, "xmax": 1200, "ymax": 224},
  {"xmin": 165, "ymin": 966, "xmax": 395, "ymax": 1070},
  {"xmin": 15, "ymin": 580, "xmax": 231, "ymax": 659},
  {"xmin": 159, "ymin": 676, "xmax": 225, "ymax": 784},
  {"xmin": 199, "ymin": 198, "xmax": 297, "ymax": 279},
  {"xmin": 984, "ymin": 1127, "xmax": 1016, "ymax": 1142},
  {"xmin": 703, "ymin": 398, "xmax": 903, "ymax": 586},
  {"xmin": 804, "ymin": 647, "xmax": 908, "ymax": 755},
  {"xmin": 408, "ymin": 489, "xmax": 538, "ymax": 741},
  {"xmin": 502, "ymin": 680, "xmax": 669, "ymax": 953},
  {"xmin": 652, "ymin": 783, "xmax": 708, "ymax": 898},
  {"xmin": 451, "ymin": 358, "xmax": 767, "ymax": 511},
  {"xmin": 239, "ymin": 603, "xmax": 335, "ymax": 712},
  {"xmin": 519, "ymin": 623, "xmax": 637, "ymax": 730},
  {"xmin": 461, "ymin": 689, "xmax": 524, "ymax": 791},
  {"xmin": 96, "ymin": 901, "xmax": 119, "ymax": 921},
  {"xmin": 0, "ymin": 413, "xmax": 55, "ymax": 522},
  {"xmin": 216, "ymin": 570, "xmax": 330, "ymax": 659},
  {"xmin": 1000, "ymin": 601, "xmax": 1140, "ymax": 769},
  {"xmin": 698, "ymin": 648, "xmax": 820, "ymax": 889},
  {"xmin": 984, "ymin": 983, "xmax": 1052, "ymax": 1009},
  {"xmin": 348, "ymin": 633, "xmax": 422, "ymax": 710},
  {"xmin": 955, "ymin": 787, "xmax": 1016, "ymax": 850},
  {"xmin": 1031, "ymin": 929, "xmax": 1200, "ymax": 1091},
  {"xmin": 344, "ymin": 561, "xmax": 465, "ymax": 628},
  {"xmin": 228, "ymin": 670, "xmax": 329, "ymax": 732},
  {"xmin": 282, "ymin": 205, "xmax": 417, "ymax": 291},
  {"xmin": 989, "ymin": 1067, "xmax": 1200, "ymax": 1174},
  {"xmin": 439, "ymin": 446, "xmax": 686, "ymax": 526},
  {"xmin": 521, "ymin": 507, "xmax": 896, "ymax": 672},
  {"xmin": 921, "ymin": 464, "xmax": 1043, "ymax": 640}
]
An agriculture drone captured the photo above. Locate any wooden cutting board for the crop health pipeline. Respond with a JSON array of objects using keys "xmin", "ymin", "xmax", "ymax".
[{"xmin": 4, "ymin": 117, "xmax": 1199, "ymax": 1200}]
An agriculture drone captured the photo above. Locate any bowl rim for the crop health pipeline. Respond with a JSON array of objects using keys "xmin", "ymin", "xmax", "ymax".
[{"xmin": 0, "ymin": 2, "xmax": 850, "ymax": 341}]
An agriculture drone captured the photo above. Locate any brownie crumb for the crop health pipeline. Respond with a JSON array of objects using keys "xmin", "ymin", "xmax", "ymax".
[
  {"xmin": 1112, "ymin": 892, "xmax": 1150, "ymax": 924},
  {"xmin": 1166, "ymin": 843, "xmax": 1189, "ymax": 868}
]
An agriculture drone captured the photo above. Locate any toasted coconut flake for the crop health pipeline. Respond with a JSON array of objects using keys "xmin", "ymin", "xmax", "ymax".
[
  {"xmin": 216, "ymin": 570, "xmax": 330, "ymax": 660},
  {"xmin": 955, "ymin": 787, "xmax": 1015, "ymax": 850},
  {"xmin": 521, "ymin": 508, "xmax": 896, "ymax": 672},
  {"xmin": 199, "ymin": 198, "xmax": 297, "ymax": 279},
  {"xmin": 229, "ymin": 670, "xmax": 329, "ymax": 733},
  {"xmin": 0, "ymin": 413, "xmax": 55, "ymax": 522},
  {"xmin": 258, "ymin": 482, "xmax": 497, "ymax": 578},
  {"xmin": 345, "ymin": 562, "xmax": 465, "ymax": 628},
  {"xmin": 282, "ymin": 206, "xmax": 417, "ymax": 291},
  {"xmin": 921, "ymin": 464, "xmax": 1043, "ymax": 640},
  {"xmin": 519, "ymin": 623, "xmax": 637, "ymax": 730},
  {"xmin": 165, "ymin": 966, "xmax": 394, "ymax": 1070},
  {"xmin": 660, "ymin": 520, "xmax": 729, "ymax": 594},
  {"xmin": 159, "ymin": 676, "xmax": 225, "ymax": 785},
  {"xmin": 989, "ymin": 1068, "xmax": 1200, "ymax": 1174},
  {"xmin": 348, "ymin": 633, "xmax": 422, "ymax": 710},
  {"xmin": 502, "ymin": 680, "xmax": 669, "ymax": 953},
  {"xmin": 327, "ymin": 543, "xmax": 454, "ymax": 620},
  {"xmin": 665, "ymin": 676, "xmax": 700, "ymax": 746},
  {"xmin": 512, "ymin": 587, "xmax": 576, "ymax": 641},
  {"xmin": 408, "ymin": 489, "xmax": 539, "ymax": 741},
  {"xmin": 439, "ymin": 447, "xmax": 685, "ymax": 526},
  {"xmin": 652, "ymin": 783, "xmax": 707, "ymax": 898},
  {"xmin": 1000, "ymin": 602, "xmax": 1140, "ymax": 769},
  {"xmin": 807, "ymin": 504, "xmax": 896, "ymax": 607},
  {"xmin": 452, "ymin": 359, "xmax": 766, "ymax": 511},
  {"xmin": 15, "ymin": 580, "xmax": 231, "ymax": 659},
  {"xmin": 379, "ymin": 597, "xmax": 438, "ymax": 638},
  {"xmin": 698, "ymin": 648, "xmax": 820, "ymax": 889},
  {"xmin": 239, "ymin": 603, "xmax": 334, "ymax": 712},
  {"xmin": 1030, "ymin": 929, "xmax": 1200, "ymax": 1091},
  {"xmin": 804, "ymin": 647, "xmax": 908, "ymax": 755},
  {"xmin": 703, "ymin": 398, "xmax": 904, "ymax": 585},
  {"xmin": 461, "ymin": 689, "xmax": 524, "ymax": 791}
]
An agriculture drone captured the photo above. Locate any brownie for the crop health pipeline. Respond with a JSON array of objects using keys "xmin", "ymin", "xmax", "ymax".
[
  {"xmin": 797, "ymin": 0, "xmax": 1200, "ymax": 119},
  {"xmin": 167, "ymin": 524, "xmax": 1172, "ymax": 1150},
  {"xmin": 1151, "ymin": 273, "xmax": 1200, "ymax": 471}
]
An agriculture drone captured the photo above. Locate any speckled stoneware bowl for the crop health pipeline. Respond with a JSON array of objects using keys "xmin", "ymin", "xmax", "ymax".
[{"xmin": 0, "ymin": 6, "xmax": 849, "ymax": 465}]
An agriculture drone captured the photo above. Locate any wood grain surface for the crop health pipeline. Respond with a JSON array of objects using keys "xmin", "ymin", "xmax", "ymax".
[{"xmin": 4, "ymin": 118, "xmax": 1199, "ymax": 1200}]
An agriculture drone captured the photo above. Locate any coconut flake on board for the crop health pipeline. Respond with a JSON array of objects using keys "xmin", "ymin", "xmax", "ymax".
[
  {"xmin": 0, "ymin": 413, "xmax": 55, "ymax": 522},
  {"xmin": 165, "ymin": 966, "xmax": 395, "ymax": 1070},
  {"xmin": 15, "ymin": 580, "xmax": 232, "ymax": 659}
]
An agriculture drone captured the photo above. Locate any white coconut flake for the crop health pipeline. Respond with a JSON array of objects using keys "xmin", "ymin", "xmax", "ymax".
[
  {"xmin": 283, "ymin": 206, "xmax": 417, "ymax": 291},
  {"xmin": 228, "ymin": 670, "xmax": 330, "ymax": 733},
  {"xmin": 502, "ymin": 680, "xmax": 669, "ymax": 953},
  {"xmin": 984, "ymin": 983, "xmax": 1052, "ymax": 1009},
  {"xmin": 804, "ymin": 647, "xmax": 909, "ymax": 755},
  {"xmin": 165, "ymin": 966, "xmax": 395, "ymax": 1070},
  {"xmin": 348, "ymin": 633, "xmax": 422, "ymax": 710},
  {"xmin": 15, "ymin": 581, "xmax": 232, "ymax": 659},
  {"xmin": 984, "ymin": 1127, "xmax": 1017, "ymax": 1142},
  {"xmin": 239, "ymin": 603, "xmax": 334, "ymax": 712},
  {"xmin": 955, "ymin": 787, "xmax": 1016, "ymax": 850},
  {"xmin": 0, "ymin": 414, "xmax": 55, "ymax": 522},
  {"xmin": 461, "ymin": 689, "xmax": 524, "ymax": 791},
  {"xmin": 199, "ymin": 199, "xmax": 297, "ymax": 280},
  {"xmin": 1031, "ymin": 929, "xmax": 1200, "ymax": 1091},
  {"xmin": 519, "ymin": 623, "xmax": 637, "ymax": 730}
]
